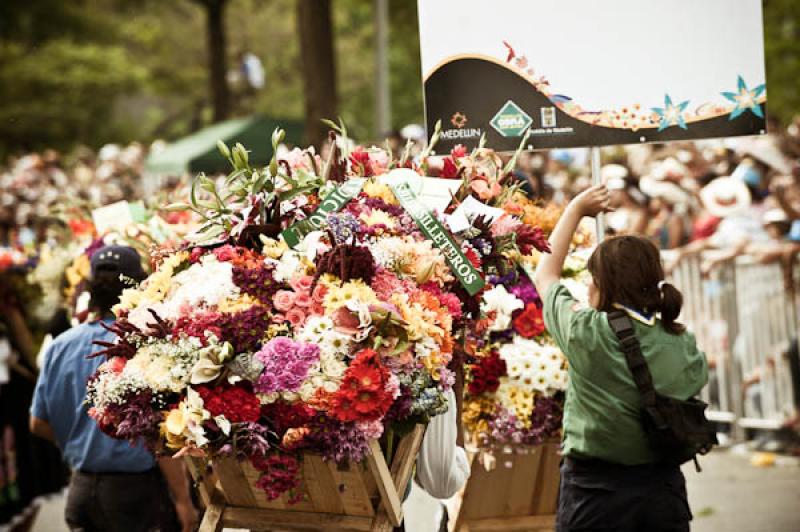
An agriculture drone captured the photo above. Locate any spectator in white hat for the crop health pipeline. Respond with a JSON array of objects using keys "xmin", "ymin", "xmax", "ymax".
[{"xmin": 603, "ymin": 164, "xmax": 648, "ymax": 236}]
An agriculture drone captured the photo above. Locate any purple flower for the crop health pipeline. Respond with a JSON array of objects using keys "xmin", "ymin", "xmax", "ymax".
[
  {"xmin": 232, "ymin": 422, "xmax": 275, "ymax": 458},
  {"xmin": 254, "ymin": 337, "xmax": 320, "ymax": 394},
  {"xmin": 304, "ymin": 414, "xmax": 372, "ymax": 463},
  {"xmin": 99, "ymin": 390, "xmax": 162, "ymax": 449},
  {"xmin": 509, "ymin": 272, "xmax": 542, "ymax": 307}
]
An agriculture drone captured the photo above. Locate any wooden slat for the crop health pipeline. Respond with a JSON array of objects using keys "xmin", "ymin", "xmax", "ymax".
[
  {"xmin": 365, "ymin": 440, "xmax": 403, "ymax": 525},
  {"xmin": 458, "ymin": 441, "xmax": 561, "ymax": 525},
  {"xmin": 370, "ymin": 425, "xmax": 425, "ymax": 531},
  {"xmin": 198, "ymin": 502, "xmax": 225, "ymax": 532},
  {"xmin": 184, "ymin": 456, "xmax": 215, "ymax": 509},
  {"xmin": 461, "ymin": 453, "xmax": 514, "ymax": 519},
  {"xmin": 328, "ymin": 459, "xmax": 375, "ymax": 517},
  {"xmin": 505, "ymin": 449, "xmax": 542, "ymax": 516},
  {"xmin": 388, "ymin": 425, "xmax": 425, "ymax": 492},
  {"xmin": 461, "ymin": 514, "xmax": 555, "ymax": 531},
  {"xmin": 532, "ymin": 444, "xmax": 560, "ymax": 514},
  {"xmin": 305, "ymin": 455, "xmax": 346, "ymax": 514},
  {"xmin": 213, "ymin": 456, "xmax": 258, "ymax": 507},
  {"xmin": 222, "ymin": 506, "xmax": 374, "ymax": 531}
]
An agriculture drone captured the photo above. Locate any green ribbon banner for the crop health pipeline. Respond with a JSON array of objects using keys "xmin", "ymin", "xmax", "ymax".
[
  {"xmin": 281, "ymin": 178, "xmax": 366, "ymax": 248},
  {"xmin": 390, "ymin": 182, "xmax": 485, "ymax": 296}
]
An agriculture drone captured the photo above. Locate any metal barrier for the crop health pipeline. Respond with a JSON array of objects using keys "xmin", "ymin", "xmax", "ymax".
[{"xmin": 665, "ymin": 251, "xmax": 798, "ymax": 437}]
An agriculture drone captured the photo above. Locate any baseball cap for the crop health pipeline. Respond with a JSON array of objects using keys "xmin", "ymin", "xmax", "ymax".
[{"xmin": 90, "ymin": 245, "xmax": 146, "ymax": 281}]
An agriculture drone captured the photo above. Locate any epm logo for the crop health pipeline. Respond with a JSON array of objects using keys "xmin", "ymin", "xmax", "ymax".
[
  {"xmin": 441, "ymin": 111, "xmax": 482, "ymax": 140},
  {"xmin": 490, "ymin": 100, "xmax": 532, "ymax": 137}
]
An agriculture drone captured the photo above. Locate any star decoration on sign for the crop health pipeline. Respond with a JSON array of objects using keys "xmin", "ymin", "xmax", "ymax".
[
  {"xmin": 652, "ymin": 95, "xmax": 690, "ymax": 131},
  {"xmin": 721, "ymin": 75, "xmax": 766, "ymax": 120}
]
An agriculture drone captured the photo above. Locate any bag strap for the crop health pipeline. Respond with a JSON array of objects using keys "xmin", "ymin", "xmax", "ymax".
[{"xmin": 607, "ymin": 309, "xmax": 658, "ymax": 408}]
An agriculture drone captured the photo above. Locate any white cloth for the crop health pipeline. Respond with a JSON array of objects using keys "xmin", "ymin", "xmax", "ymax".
[
  {"xmin": 0, "ymin": 338, "xmax": 10, "ymax": 385},
  {"xmin": 415, "ymin": 388, "xmax": 471, "ymax": 499}
]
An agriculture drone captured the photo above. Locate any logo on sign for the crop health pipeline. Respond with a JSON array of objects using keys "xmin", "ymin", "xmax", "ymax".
[
  {"xmin": 541, "ymin": 107, "xmax": 557, "ymax": 128},
  {"xmin": 450, "ymin": 112, "xmax": 468, "ymax": 129},
  {"xmin": 490, "ymin": 100, "xmax": 532, "ymax": 137},
  {"xmin": 441, "ymin": 111, "xmax": 482, "ymax": 140}
]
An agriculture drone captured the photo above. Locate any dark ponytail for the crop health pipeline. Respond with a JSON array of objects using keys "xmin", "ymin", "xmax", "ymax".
[
  {"xmin": 656, "ymin": 282, "xmax": 685, "ymax": 334},
  {"xmin": 588, "ymin": 235, "xmax": 687, "ymax": 335}
]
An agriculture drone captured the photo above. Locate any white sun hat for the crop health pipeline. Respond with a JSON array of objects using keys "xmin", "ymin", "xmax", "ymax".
[
  {"xmin": 650, "ymin": 157, "xmax": 689, "ymax": 181},
  {"xmin": 639, "ymin": 176, "xmax": 690, "ymax": 206},
  {"xmin": 737, "ymin": 137, "xmax": 791, "ymax": 174},
  {"xmin": 762, "ymin": 208, "xmax": 789, "ymax": 225},
  {"xmin": 700, "ymin": 176, "xmax": 751, "ymax": 218}
]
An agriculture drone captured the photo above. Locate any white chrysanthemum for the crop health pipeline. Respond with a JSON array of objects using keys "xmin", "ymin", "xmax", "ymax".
[
  {"xmin": 127, "ymin": 256, "xmax": 238, "ymax": 329},
  {"xmin": 297, "ymin": 316, "xmax": 352, "ymax": 357},
  {"xmin": 271, "ymin": 249, "xmax": 304, "ymax": 283},
  {"xmin": 498, "ymin": 336, "xmax": 568, "ymax": 396},
  {"xmin": 481, "ymin": 285, "xmax": 524, "ymax": 332}
]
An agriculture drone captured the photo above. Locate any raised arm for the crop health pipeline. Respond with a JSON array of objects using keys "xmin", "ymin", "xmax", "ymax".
[{"xmin": 534, "ymin": 185, "xmax": 611, "ymax": 296}]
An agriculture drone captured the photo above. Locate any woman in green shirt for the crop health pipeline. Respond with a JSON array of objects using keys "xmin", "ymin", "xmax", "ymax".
[{"xmin": 534, "ymin": 185, "xmax": 709, "ymax": 532}]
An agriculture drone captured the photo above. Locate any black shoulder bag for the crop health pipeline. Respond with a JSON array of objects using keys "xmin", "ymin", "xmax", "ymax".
[{"xmin": 607, "ymin": 310, "xmax": 717, "ymax": 471}]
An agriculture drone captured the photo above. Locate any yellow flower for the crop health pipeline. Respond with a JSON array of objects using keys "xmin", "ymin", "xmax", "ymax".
[
  {"xmin": 363, "ymin": 180, "xmax": 399, "ymax": 205},
  {"xmin": 324, "ymin": 280, "xmax": 378, "ymax": 312},
  {"xmin": 64, "ymin": 254, "xmax": 90, "ymax": 298},
  {"xmin": 266, "ymin": 323, "xmax": 290, "ymax": 339},
  {"xmin": 114, "ymin": 251, "xmax": 189, "ymax": 314},
  {"xmin": 359, "ymin": 210, "xmax": 396, "ymax": 229},
  {"xmin": 261, "ymin": 237, "xmax": 288, "ymax": 259},
  {"xmin": 218, "ymin": 293, "xmax": 259, "ymax": 313},
  {"xmin": 164, "ymin": 407, "xmax": 188, "ymax": 437}
]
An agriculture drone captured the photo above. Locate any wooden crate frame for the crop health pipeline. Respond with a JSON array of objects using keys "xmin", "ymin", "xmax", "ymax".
[
  {"xmin": 453, "ymin": 441, "xmax": 560, "ymax": 532},
  {"xmin": 187, "ymin": 425, "xmax": 424, "ymax": 532}
]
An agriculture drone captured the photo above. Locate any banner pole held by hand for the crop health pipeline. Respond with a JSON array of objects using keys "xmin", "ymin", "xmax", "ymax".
[{"xmin": 590, "ymin": 146, "xmax": 606, "ymax": 242}]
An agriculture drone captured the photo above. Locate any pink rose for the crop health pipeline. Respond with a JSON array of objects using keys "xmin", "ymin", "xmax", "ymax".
[
  {"xmin": 273, "ymin": 290, "xmax": 296, "ymax": 312},
  {"xmin": 290, "ymin": 275, "xmax": 314, "ymax": 293},
  {"xmin": 310, "ymin": 303, "xmax": 325, "ymax": 317},
  {"xmin": 312, "ymin": 284, "xmax": 328, "ymax": 303},
  {"xmin": 285, "ymin": 308, "xmax": 307, "ymax": 327},
  {"xmin": 272, "ymin": 313, "xmax": 286, "ymax": 324},
  {"xmin": 294, "ymin": 293, "xmax": 312, "ymax": 308}
]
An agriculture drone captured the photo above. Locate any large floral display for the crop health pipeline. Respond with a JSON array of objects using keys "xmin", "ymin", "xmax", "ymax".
[
  {"xmin": 85, "ymin": 128, "xmax": 556, "ymax": 502},
  {"xmin": 459, "ymin": 184, "xmax": 594, "ymax": 453}
]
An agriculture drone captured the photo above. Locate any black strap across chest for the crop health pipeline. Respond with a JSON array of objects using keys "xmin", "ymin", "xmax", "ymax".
[{"xmin": 607, "ymin": 309, "xmax": 657, "ymax": 407}]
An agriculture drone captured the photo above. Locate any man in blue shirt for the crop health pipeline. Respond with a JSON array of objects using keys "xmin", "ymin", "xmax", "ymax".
[{"xmin": 30, "ymin": 245, "xmax": 197, "ymax": 532}]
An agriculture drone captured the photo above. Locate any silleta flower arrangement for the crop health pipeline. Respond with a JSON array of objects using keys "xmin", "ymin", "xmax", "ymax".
[
  {"xmin": 434, "ymin": 141, "xmax": 595, "ymax": 454},
  {"xmin": 86, "ymin": 125, "xmax": 550, "ymax": 503}
]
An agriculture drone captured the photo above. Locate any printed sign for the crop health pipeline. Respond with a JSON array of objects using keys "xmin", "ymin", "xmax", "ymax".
[
  {"xmin": 281, "ymin": 178, "xmax": 366, "ymax": 248},
  {"xmin": 378, "ymin": 168, "xmax": 462, "ymax": 214},
  {"xmin": 390, "ymin": 182, "xmax": 485, "ymax": 296},
  {"xmin": 92, "ymin": 201, "xmax": 145, "ymax": 234},
  {"xmin": 418, "ymin": 0, "xmax": 768, "ymax": 151}
]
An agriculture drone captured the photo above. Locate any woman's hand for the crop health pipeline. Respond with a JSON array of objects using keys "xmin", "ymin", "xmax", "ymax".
[{"xmin": 571, "ymin": 184, "xmax": 612, "ymax": 218}]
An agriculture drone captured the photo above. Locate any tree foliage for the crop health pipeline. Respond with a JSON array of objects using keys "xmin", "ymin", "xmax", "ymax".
[{"xmin": 0, "ymin": 0, "xmax": 795, "ymax": 157}]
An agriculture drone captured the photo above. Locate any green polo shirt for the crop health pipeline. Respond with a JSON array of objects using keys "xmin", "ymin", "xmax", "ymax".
[{"xmin": 543, "ymin": 283, "xmax": 709, "ymax": 465}]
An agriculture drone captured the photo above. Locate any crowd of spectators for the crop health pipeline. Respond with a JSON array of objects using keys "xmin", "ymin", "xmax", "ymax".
[
  {"xmin": 0, "ymin": 143, "xmax": 148, "ymax": 249},
  {"xmin": 511, "ymin": 116, "xmax": 800, "ymax": 275}
]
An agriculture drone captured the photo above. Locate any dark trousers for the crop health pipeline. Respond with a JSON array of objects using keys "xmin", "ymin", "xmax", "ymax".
[
  {"xmin": 65, "ymin": 469, "xmax": 175, "ymax": 532},
  {"xmin": 556, "ymin": 457, "xmax": 692, "ymax": 532}
]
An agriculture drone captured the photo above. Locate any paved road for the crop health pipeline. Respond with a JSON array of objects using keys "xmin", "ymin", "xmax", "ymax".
[
  {"xmin": 29, "ymin": 450, "xmax": 800, "ymax": 532},
  {"xmin": 684, "ymin": 450, "xmax": 800, "ymax": 532}
]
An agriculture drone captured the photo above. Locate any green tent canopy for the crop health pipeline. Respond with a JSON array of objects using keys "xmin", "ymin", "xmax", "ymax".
[{"xmin": 144, "ymin": 115, "xmax": 304, "ymax": 176}]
